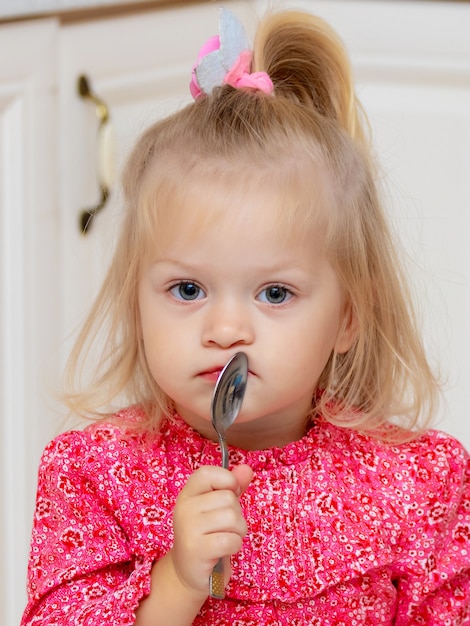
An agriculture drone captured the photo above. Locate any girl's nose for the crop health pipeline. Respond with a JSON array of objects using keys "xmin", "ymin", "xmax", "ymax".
[{"xmin": 201, "ymin": 301, "xmax": 254, "ymax": 348}]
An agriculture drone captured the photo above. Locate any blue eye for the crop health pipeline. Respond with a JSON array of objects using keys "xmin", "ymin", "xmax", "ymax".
[
  {"xmin": 170, "ymin": 282, "xmax": 204, "ymax": 301},
  {"xmin": 258, "ymin": 285, "xmax": 292, "ymax": 304}
]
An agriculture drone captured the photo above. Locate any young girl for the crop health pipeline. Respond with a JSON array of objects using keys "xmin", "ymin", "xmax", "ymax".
[{"xmin": 22, "ymin": 7, "xmax": 470, "ymax": 626}]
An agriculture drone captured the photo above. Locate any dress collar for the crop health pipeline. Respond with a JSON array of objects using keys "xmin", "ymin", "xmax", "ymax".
[{"xmin": 159, "ymin": 410, "xmax": 329, "ymax": 472}]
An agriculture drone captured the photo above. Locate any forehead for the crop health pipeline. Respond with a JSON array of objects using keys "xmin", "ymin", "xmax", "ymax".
[{"xmin": 141, "ymin": 158, "xmax": 332, "ymax": 254}]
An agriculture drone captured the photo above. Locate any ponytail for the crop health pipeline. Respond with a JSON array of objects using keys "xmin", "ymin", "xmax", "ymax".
[{"xmin": 253, "ymin": 11, "xmax": 368, "ymax": 144}]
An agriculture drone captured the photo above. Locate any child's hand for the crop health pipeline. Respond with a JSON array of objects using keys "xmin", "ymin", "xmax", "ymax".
[{"xmin": 170, "ymin": 464, "xmax": 253, "ymax": 599}]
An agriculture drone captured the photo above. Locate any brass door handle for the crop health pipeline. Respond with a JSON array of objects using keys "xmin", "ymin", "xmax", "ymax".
[{"xmin": 78, "ymin": 74, "xmax": 115, "ymax": 234}]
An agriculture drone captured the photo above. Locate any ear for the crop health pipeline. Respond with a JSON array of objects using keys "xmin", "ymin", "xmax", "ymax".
[{"xmin": 335, "ymin": 302, "xmax": 358, "ymax": 354}]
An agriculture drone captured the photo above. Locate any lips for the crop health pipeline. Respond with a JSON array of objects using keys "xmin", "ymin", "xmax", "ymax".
[
  {"xmin": 198, "ymin": 367, "xmax": 225, "ymax": 383},
  {"xmin": 199, "ymin": 365, "xmax": 254, "ymax": 383}
]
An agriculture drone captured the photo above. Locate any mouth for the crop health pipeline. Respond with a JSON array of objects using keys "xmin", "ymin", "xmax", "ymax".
[
  {"xmin": 198, "ymin": 365, "xmax": 254, "ymax": 384},
  {"xmin": 198, "ymin": 367, "xmax": 225, "ymax": 383}
]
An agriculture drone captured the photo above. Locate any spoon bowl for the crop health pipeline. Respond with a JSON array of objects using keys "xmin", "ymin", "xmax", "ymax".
[{"xmin": 211, "ymin": 352, "xmax": 248, "ymax": 468}]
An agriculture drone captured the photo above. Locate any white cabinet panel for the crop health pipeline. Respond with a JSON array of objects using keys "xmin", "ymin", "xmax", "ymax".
[
  {"xmin": 0, "ymin": 18, "xmax": 59, "ymax": 626},
  {"xmin": 363, "ymin": 82, "xmax": 470, "ymax": 448},
  {"xmin": 0, "ymin": 0, "xmax": 155, "ymax": 19}
]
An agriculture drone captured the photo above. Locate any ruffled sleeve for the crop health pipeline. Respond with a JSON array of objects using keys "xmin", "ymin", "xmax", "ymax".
[
  {"xmin": 394, "ymin": 432, "xmax": 470, "ymax": 624},
  {"xmin": 21, "ymin": 428, "xmax": 157, "ymax": 626}
]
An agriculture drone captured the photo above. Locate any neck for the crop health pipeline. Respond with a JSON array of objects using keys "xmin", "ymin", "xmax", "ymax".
[{"xmin": 224, "ymin": 416, "xmax": 311, "ymax": 451}]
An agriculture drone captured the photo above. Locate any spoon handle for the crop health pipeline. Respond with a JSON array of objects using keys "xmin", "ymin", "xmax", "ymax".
[
  {"xmin": 209, "ymin": 558, "xmax": 225, "ymax": 599},
  {"xmin": 220, "ymin": 436, "xmax": 229, "ymax": 470},
  {"xmin": 209, "ymin": 435, "xmax": 229, "ymax": 599}
]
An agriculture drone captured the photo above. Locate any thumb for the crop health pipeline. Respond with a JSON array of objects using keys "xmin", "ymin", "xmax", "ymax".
[{"xmin": 231, "ymin": 464, "xmax": 254, "ymax": 496}]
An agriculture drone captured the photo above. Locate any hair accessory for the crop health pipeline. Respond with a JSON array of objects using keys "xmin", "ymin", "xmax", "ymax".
[{"xmin": 190, "ymin": 8, "xmax": 274, "ymax": 99}]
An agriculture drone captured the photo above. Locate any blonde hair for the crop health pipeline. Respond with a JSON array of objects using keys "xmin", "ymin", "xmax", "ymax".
[{"xmin": 64, "ymin": 10, "xmax": 439, "ymax": 438}]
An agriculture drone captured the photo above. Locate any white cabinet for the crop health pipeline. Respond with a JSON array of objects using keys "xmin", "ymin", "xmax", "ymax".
[
  {"xmin": 2, "ymin": 1, "xmax": 470, "ymax": 623},
  {"xmin": 0, "ymin": 19, "xmax": 59, "ymax": 626}
]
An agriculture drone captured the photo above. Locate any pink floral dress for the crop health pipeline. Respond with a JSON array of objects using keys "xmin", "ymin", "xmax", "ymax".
[{"xmin": 21, "ymin": 406, "xmax": 470, "ymax": 625}]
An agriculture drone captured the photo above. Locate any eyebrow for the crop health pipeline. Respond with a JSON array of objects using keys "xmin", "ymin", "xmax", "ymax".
[{"xmin": 150, "ymin": 258, "xmax": 202, "ymax": 272}]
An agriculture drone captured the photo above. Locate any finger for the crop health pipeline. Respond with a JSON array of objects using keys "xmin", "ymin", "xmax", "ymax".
[
  {"xmin": 202, "ymin": 499, "xmax": 248, "ymax": 535},
  {"xmin": 174, "ymin": 488, "xmax": 246, "ymax": 537},
  {"xmin": 231, "ymin": 464, "xmax": 254, "ymax": 495},
  {"xmin": 206, "ymin": 530, "xmax": 246, "ymax": 559},
  {"xmin": 192, "ymin": 489, "xmax": 241, "ymax": 517},
  {"xmin": 177, "ymin": 490, "xmax": 248, "ymax": 537},
  {"xmin": 180, "ymin": 466, "xmax": 240, "ymax": 498}
]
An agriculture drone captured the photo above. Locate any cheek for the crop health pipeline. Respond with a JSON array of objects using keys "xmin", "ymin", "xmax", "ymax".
[
  {"xmin": 273, "ymin": 327, "xmax": 339, "ymax": 392},
  {"xmin": 142, "ymin": 343, "xmax": 179, "ymax": 396},
  {"xmin": 139, "ymin": 312, "xmax": 192, "ymax": 387},
  {"xmin": 140, "ymin": 317, "xmax": 169, "ymax": 372},
  {"xmin": 286, "ymin": 310, "xmax": 342, "ymax": 355}
]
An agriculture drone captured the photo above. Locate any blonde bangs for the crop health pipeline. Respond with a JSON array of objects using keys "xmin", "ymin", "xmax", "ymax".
[{"xmin": 130, "ymin": 139, "xmax": 332, "ymax": 260}]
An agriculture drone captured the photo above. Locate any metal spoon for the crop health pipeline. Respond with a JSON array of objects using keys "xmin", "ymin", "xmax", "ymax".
[{"xmin": 209, "ymin": 351, "xmax": 249, "ymax": 600}]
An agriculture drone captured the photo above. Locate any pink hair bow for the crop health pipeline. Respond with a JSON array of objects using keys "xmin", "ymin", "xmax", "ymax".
[{"xmin": 190, "ymin": 8, "xmax": 274, "ymax": 100}]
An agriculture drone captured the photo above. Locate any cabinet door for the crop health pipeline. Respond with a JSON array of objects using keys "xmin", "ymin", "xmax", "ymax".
[
  {"xmin": 58, "ymin": 0, "xmax": 253, "ymax": 368},
  {"xmin": 256, "ymin": 0, "xmax": 470, "ymax": 448},
  {"xmin": 0, "ymin": 18, "xmax": 59, "ymax": 626}
]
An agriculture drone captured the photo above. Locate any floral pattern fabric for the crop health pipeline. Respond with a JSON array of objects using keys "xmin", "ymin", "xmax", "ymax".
[{"xmin": 21, "ymin": 406, "xmax": 470, "ymax": 625}]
